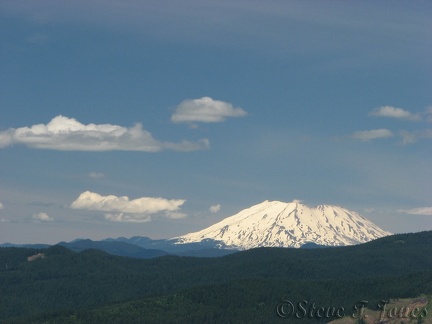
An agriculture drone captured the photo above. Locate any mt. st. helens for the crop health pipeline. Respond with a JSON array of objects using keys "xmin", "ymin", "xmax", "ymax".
[{"xmin": 174, "ymin": 200, "xmax": 391, "ymax": 249}]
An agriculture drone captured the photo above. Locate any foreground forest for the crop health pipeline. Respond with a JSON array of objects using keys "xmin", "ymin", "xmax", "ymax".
[{"xmin": 1, "ymin": 231, "xmax": 431, "ymax": 323}]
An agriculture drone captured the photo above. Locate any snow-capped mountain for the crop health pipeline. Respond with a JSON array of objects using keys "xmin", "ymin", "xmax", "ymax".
[{"xmin": 175, "ymin": 200, "xmax": 391, "ymax": 249}]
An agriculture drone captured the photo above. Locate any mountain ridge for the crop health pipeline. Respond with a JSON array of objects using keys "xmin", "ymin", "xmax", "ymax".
[{"xmin": 1, "ymin": 231, "xmax": 431, "ymax": 323}]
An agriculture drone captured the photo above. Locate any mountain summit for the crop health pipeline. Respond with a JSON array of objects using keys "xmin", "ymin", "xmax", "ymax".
[{"xmin": 175, "ymin": 200, "xmax": 391, "ymax": 249}]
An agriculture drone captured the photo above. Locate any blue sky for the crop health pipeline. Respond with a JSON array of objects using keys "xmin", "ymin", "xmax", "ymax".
[{"xmin": 0, "ymin": 1, "xmax": 431, "ymax": 244}]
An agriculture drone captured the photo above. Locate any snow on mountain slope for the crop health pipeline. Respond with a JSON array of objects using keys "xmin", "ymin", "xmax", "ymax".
[{"xmin": 175, "ymin": 200, "xmax": 391, "ymax": 249}]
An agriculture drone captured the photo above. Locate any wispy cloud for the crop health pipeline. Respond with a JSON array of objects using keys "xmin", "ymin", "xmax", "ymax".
[
  {"xmin": 209, "ymin": 204, "xmax": 221, "ymax": 213},
  {"xmin": 425, "ymin": 107, "xmax": 432, "ymax": 123},
  {"xmin": 0, "ymin": 202, "xmax": 4, "ymax": 210},
  {"xmin": 369, "ymin": 106, "xmax": 421, "ymax": 121},
  {"xmin": 70, "ymin": 191, "xmax": 186, "ymax": 223},
  {"xmin": 398, "ymin": 207, "xmax": 432, "ymax": 216},
  {"xmin": 399, "ymin": 129, "xmax": 432, "ymax": 145},
  {"xmin": 356, "ymin": 106, "xmax": 432, "ymax": 145},
  {"xmin": 171, "ymin": 97, "xmax": 247, "ymax": 124},
  {"xmin": 32, "ymin": 212, "xmax": 54, "ymax": 222},
  {"xmin": 88, "ymin": 172, "xmax": 105, "ymax": 179},
  {"xmin": 350, "ymin": 129, "xmax": 393, "ymax": 141},
  {"xmin": 0, "ymin": 115, "xmax": 209, "ymax": 152},
  {"xmin": 104, "ymin": 213, "xmax": 151, "ymax": 223},
  {"xmin": 26, "ymin": 33, "xmax": 49, "ymax": 45}
]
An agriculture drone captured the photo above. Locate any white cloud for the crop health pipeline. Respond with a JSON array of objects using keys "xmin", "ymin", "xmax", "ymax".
[
  {"xmin": 209, "ymin": 204, "xmax": 221, "ymax": 213},
  {"xmin": 398, "ymin": 207, "xmax": 432, "ymax": 216},
  {"xmin": 88, "ymin": 172, "xmax": 105, "ymax": 179},
  {"xmin": 0, "ymin": 202, "xmax": 4, "ymax": 210},
  {"xmin": 32, "ymin": 212, "xmax": 54, "ymax": 222},
  {"xmin": 171, "ymin": 97, "xmax": 247, "ymax": 123},
  {"xmin": 0, "ymin": 115, "xmax": 209, "ymax": 152},
  {"xmin": 0, "ymin": 133, "xmax": 12, "ymax": 148},
  {"xmin": 350, "ymin": 129, "xmax": 393, "ymax": 141},
  {"xmin": 70, "ymin": 191, "xmax": 186, "ymax": 223},
  {"xmin": 369, "ymin": 106, "xmax": 421, "ymax": 121},
  {"xmin": 291, "ymin": 199, "xmax": 304, "ymax": 204}
]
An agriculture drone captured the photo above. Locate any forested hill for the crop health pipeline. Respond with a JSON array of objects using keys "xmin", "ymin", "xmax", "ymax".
[{"xmin": 0, "ymin": 231, "xmax": 431, "ymax": 323}]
